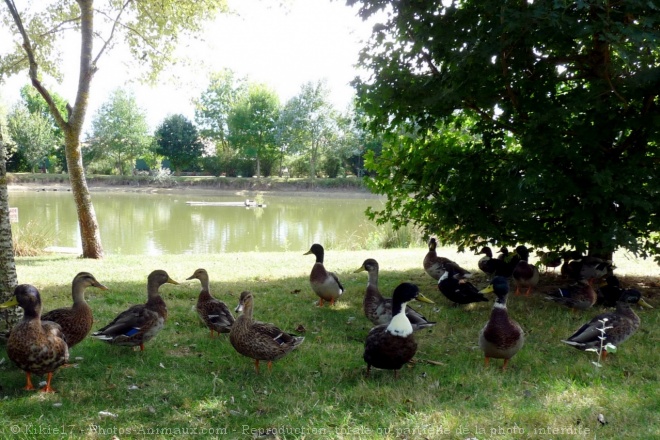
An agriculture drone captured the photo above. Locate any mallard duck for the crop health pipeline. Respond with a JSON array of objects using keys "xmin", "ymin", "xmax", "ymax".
[
  {"xmin": 186, "ymin": 268, "xmax": 235, "ymax": 337},
  {"xmin": 363, "ymin": 282, "xmax": 434, "ymax": 377},
  {"xmin": 535, "ymin": 250, "xmax": 562, "ymax": 273},
  {"xmin": 494, "ymin": 246, "xmax": 517, "ymax": 277},
  {"xmin": 478, "ymin": 277, "xmax": 524, "ymax": 370},
  {"xmin": 229, "ymin": 291, "xmax": 304, "ymax": 373},
  {"xmin": 354, "ymin": 259, "xmax": 435, "ymax": 331},
  {"xmin": 41, "ymin": 272, "xmax": 107, "ymax": 349},
  {"xmin": 512, "ymin": 245, "xmax": 539, "ymax": 296},
  {"xmin": 476, "ymin": 246, "xmax": 509, "ymax": 277},
  {"xmin": 0, "ymin": 284, "xmax": 69, "ymax": 392},
  {"xmin": 423, "ymin": 238, "xmax": 472, "ymax": 280},
  {"xmin": 545, "ymin": 278, "xmax": 597, "ymax": 310},
  {"xmin": 562, "ymin": 289, "xmax": 653, "ymax": 359},
  {"xmin": 92, "ymin": 270, "xmax": 178, "ymax": 351},
  {"xmin": 304, "ymin": 243, "xmax": 344, "ymax": 306},
  {"xmin": 438, "ymin": 265, "xmax": 488, "ymax": 306},
  {"xmin": 562, "ymin": 253, "xmax": 612, "ymax": 282}
]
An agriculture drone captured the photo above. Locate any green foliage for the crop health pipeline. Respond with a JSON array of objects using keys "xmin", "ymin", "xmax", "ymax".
[
  {"xmin": 154, "ymin": 114, "xmax": 205, "ymax": 175},
  {"xmin": 227, "ymin": 83, "xmax": 280, "ymax": 177},
  {"xmin": 194, "ymin": 69, "xmax": 248, "ymax": 148},
  {"xmin": 279, "ymin": 80, "xmax": 338, "ymax": 178},
  {"xmin": 7, "ymin": 104, "xmax": 57, "ymax": 172},
  {"xmin": 87, "ymin": 89, "xmax": 152, "ymax": 175},
  {"xmin": 351, "ymin": 0, "xmax": 660, "ymax": 257}
]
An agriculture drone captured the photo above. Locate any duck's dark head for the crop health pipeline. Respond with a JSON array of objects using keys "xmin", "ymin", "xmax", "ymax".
[
  {"xmin": 304, "ymin": 243, "xmax": 325, "ymax": 261},
  {"xmin": 1, "ymin": 284, "xmax": 42, "ymax": 318},
  {"xmin": 619, "ymin": 289, "xmax": 653, "ymax": 309},
  {"xmin": 392, "ymin": 282, "xmax": 434, "ymax": 306},
  {"xmin": 354, "ymin": 258, "xmax": 378, "ymax": 274},
  {"xmin": 480, "ymin": 276, "xmax": 509, "ymax": 300}
]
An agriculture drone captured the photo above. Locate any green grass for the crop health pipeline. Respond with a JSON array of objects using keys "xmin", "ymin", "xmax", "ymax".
[{"xmin": 1, "ymin": 248, "xmax": 658, "ymax": 439}]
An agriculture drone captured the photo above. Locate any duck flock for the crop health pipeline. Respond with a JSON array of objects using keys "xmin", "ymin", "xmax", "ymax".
[{"xmin": 0, "ymin": 240, "xmax": 654, "ymax": 392}]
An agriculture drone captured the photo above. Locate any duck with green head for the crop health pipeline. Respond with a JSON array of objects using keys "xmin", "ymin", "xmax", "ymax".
[
  {"xmin": 478, "ymin": 276, "xmax": 524, "ymax": 370},
  {"xmin": 1, "ymin": 284, "xmax": 69, "ymax": 392}
]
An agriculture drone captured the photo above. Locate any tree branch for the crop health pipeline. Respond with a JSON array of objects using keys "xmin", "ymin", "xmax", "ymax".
[{"xmin": 3, "ymin": 0, "xmax": 69, "ymax": 129}]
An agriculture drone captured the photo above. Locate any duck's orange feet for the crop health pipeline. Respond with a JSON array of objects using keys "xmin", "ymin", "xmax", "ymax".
[
  {"xmin": 209, "ymin": 329, "xmax": 215, "ymax": 338},
  {"xmin": 23, "ymin": 372, "xmax": 35, "ymax": 391},
  {"xmin": 40, "ymin": 373, "xmax": 56, "ymax": 393},
  {"xmin": 318, "ymin": 299, "xmax": 324, "ymax": 307},
  {"xmin": 139, "ymin": 343, "xmax": 145, "ymax": 351},
  {"xmin": 254, "ymin": 359, "xmax": 260, "ymax": 374},
  {"xmin": 267, "ymin": 361, "xmax": 273, "ymax": 373},
  {"xmin": 502, "ymin": 358, "xmax": 510, "ymax": 371},
  {"xmin": 484, "ymin": 357, "xmax": 490, "ymax": 367},
  {"xmin": 329, "ymin": 298, "xmax": 335, "ymax": 306},
  {"xmin": 525, "ymin": 287, "xmax": 532, "ymax": 297}
]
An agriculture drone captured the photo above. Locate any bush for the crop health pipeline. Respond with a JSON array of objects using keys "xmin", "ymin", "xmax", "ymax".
[{"xmin": 12, "ymin": 220, "xmax": 53, "ymax": 256}]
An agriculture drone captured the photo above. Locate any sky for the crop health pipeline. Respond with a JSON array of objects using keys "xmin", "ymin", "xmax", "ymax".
[{"xmin": 0, "ymin": 0, "xmax": 376, "ymax": 132}]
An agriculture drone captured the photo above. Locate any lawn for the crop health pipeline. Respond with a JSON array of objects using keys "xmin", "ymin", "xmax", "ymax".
[{"xmin": 1, "ymin": 247, "xmax": 658, "ymax": 439}]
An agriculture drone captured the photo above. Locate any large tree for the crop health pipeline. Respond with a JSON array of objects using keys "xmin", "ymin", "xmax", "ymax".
[
  {"xmin": 350, "ymin": 0, "xmax": 660, "ymax": 259},
  {"xmin": 154, "ymin": 114, "xmax": 204, "ymax": 175},
  {"xmin": 7, "ymin": 104, "xmax": 57, "ymax": 172},
  {"xmin": 194, "ymin": 68, "xmax": 248, "ymax": 151},
  {"xmin": 279, "ymin": 80, "xmax": 337, "ymax": 178},
  {"xmin": 227, "ymin": 83, "xmax": 280, "ymax": 177},
  {"xmin": 88, "ymin": 88, "xmax": 151, "ymax": 175},
  {"xmin": 1, "ymin": 0, "xmax": 228, "ymax": 258}
]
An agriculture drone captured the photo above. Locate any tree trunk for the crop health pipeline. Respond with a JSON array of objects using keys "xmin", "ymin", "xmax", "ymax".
[
  {"xmin": 65, "ymin": 131, "xmax": 104, "ymax": 259},
  {"xmin": 0, "ymin": 128, "xmax": 20, "ymax": 334}
]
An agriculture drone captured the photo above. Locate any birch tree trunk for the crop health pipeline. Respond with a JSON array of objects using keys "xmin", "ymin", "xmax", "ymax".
[{"xmin": 0, "ymin": 127, "xmax": 20, "ymax": 334}]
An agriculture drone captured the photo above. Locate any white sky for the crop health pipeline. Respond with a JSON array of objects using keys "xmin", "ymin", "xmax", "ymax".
[{"xmin": 0, "ymin": 0, "xmax": 376, "ymax": 132}]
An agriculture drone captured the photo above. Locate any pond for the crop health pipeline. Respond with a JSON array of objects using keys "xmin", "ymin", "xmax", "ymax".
[{"xmin": 8, "ymin": 189, "xmax": 385, "ymax": 255}]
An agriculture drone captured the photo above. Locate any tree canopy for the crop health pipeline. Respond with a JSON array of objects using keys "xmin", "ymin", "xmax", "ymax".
[
  {"xmin": 154, "ymin": 114, "xmax": 204, "ymax": 175},
  {"xmin": 88, "ymin": 89, "xmax": 151, "ymax": 175},
  {"xmin": 350, "ymin": 0, "xmax": 660, "ymax": 258}
]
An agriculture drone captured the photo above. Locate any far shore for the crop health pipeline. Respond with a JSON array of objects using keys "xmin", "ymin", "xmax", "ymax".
[{"xmin": 7, "ymin": 179, "xmax": 382, "ymax": 199}]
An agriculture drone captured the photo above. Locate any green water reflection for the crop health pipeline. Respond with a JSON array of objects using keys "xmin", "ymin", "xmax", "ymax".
[{"xmin": 8, "ymin": 191, "xmax": 384, "ymax": 255}]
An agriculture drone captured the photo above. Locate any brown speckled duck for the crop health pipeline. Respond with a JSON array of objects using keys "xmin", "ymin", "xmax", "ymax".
[
  {"xmin": 478, "ymin": 277, "xmax": 524, "ymax": 370},
  {"xmin": 562, "ymin": 289, "xmax": 653, "ymax": 359},
  {"xmin": 545, "ymin": 278, "xmax": 597, "ymax": 311},
  {"xmin": 363, "ymin": 282, "xmax": 435, "ymax": 378},
  {"xmin": 186, "ymin": 268, "xmax": 235, "ymax": 337},
  {"xmin": 304, "ymin": 243, "xmax": 344, "ymax": 306},
  {"xmin": 354, "ymin": 259, "xmax": 435, "ymax": 331},
  {"xmin": 92, "ymin": 270, "xmax": 178, "ymax": 351},
  {"xmin": 423, "ymin": 238, "xmax": 471, "ymax": 280},
  {"xmin": 41, "ymin": 272, "xmax": 107, "ymax": 348},
  {"xmin": 230, "ymin": 291, "xmax": 304, "ymax": 373},
  {"xmin": 0, "ymin": 284, "xmax": 69, "ymax": 392}
]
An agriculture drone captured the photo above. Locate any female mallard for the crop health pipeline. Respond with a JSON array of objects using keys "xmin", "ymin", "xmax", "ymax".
[
  {"xmin": 0, "ymin": 284, "xmax": 69, "ymax": 392},
  {"xmin": 423, "ymin": 238, "xmax": 471, "ymax": 280},
  {"xmin": 41, "ymin": 272, "xmax": 108, "ymax": 349},
  {"xmin": 512, "ymin": 245, "xmax": 539, "ymax": 296},
  {"xmin": 438, "ymin": 265, "xmax": 488, "ymax": 306},
  {"xmin": 304, "ymin": 243, "xmax": 344, "ymax": 306},
  {"xmin": 562, "ymin": 289, "xmax": 653, "ymax": 359},
  {"xmin": 476, "ymin": 246, "xmax": 509, "ymax": 277},
  {"xmin": 354, "ymin": 259, "xmax": 435, "ymax": 331},
  {"xmin": 478, "ymin": 276, "xmax": 524, "ymax": 370},
  {"xmin": 535, "ymin": 250, "xmax": 562, "ymax": 273},
  {"xmin": 363, "ymin": 282, "xmax": 434, "ymax": 377},
  {"xmin": 186, "ymin": 268, "xmax": 235, "ymax": 337},
  {"xmin": 545, "ymin": 278, "xmax": 597, "ymax": 311},
  {"xmin": 230, "ymin": 291, "xmax": 304, "ymax": 373},
  {"xmin": 92, "ymin": 270, "xmax": 178, "ymax": 351}
]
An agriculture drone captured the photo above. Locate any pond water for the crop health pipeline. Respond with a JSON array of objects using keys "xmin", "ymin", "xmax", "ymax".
[{"xmin": 8, "ymin": 190, "xmax": 385, "ymax": 255}]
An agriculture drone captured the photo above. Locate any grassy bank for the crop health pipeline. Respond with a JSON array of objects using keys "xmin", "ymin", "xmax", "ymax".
[
  {"xmin": 6, "ymin": 172, "xmax": 370, "ymax": 193},
  {"xmin": 1, "ymin": 248, "xmax": 659, "ymax": 439}
]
